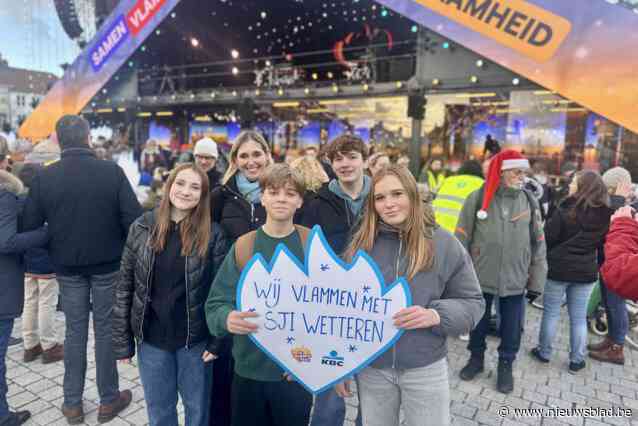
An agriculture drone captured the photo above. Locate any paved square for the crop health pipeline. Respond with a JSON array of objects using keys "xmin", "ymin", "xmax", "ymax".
[{"xmin": 5, "ymin": 306, "xmax": 638, "ymax": 425}]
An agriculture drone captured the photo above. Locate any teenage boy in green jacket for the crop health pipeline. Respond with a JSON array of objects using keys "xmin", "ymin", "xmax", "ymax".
[{"xmin": 205, "ymin": 164, "xmax": 312, "ymax": 426}]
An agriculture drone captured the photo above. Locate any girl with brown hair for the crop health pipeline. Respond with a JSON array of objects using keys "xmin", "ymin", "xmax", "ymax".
[
  {"xmin": 112, "ymin": 163, "xmax": 228, "ymax": 426},
  {"xmin": 532, "ymin": 170, "xmax": 615, "ymax": 373},
  {"xmin": 335, "ymin": 165, "xmax": 484, "ymax": 426}
]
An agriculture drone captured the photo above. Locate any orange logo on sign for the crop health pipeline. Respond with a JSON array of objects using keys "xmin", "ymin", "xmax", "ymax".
[
  {"xmin": 291, "ymin": 346, "xmax": 313, "ymax": 363},
  {"xmin": 415, "ymin": 0, "xmax": 572, "ymax": 62}
]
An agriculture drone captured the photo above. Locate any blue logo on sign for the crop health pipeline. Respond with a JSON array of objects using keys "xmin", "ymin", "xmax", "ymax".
[
  {"xmin": 321, "ymin": 350, "xmax": 345, "ymax": 367},
  {"xmin": 89, "ymin": 15, "xmax": 130, "ymax": 72}
]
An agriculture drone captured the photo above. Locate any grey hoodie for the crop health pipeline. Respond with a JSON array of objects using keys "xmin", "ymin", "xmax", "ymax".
[{"xmin": 369, "ymin": 225, "xmax": 485, "ymax": 370}]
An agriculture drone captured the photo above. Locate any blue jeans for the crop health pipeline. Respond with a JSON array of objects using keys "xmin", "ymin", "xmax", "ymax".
[
  {"xmin": 468, "ymin": 293, "xmax": 524, "ymax": 362},
  {"xmin": 0, "ymin": 319, "xmax": 14, "ymax": 422},
  {"xmin": 538, "ymin": 279, "xmax": 595, "ymax": 364},
  {"xmin": 59, "ymin": 272, "xmax": 120, "ymax": 407},
  {"xmin": 600, "ymin": 278, "xmax": 628, "ymax": 345},
  {"xmin": 310, "ymin": 388, "xmax": 362, "ymax": 426},
  {"xmin": 138, "ymin": 341, "xmax": 212, "ymax": 426}
]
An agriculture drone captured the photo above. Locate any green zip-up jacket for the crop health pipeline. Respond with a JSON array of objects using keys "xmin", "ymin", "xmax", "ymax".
[
  {"xmin": 205, "ymin": 227, "xmax": 304, "ymax": 382},
  {"xmin": 454, "ymin": 186, "xmax": 547, "ymax": 297}
]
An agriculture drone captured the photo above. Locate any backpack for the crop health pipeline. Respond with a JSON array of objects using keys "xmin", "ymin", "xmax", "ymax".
[
  {"xmin": 472, "ymin": 185, "xmax": 540, "ymax": 250},
  {"xmin": 235, "ymin": 225, "xmax": 311, "ymax": 271}
]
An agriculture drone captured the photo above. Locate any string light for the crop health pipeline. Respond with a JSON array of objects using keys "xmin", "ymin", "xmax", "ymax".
[
  {"xmin": 432, "ymin": 78, "xmax": 441, "ymax": 86},
  {"xmin": 470, "ymin": 75, "xmax": 479, "ymax": 83}
]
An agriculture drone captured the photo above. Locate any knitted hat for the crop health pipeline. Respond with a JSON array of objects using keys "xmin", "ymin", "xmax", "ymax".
[
  {"xmin": 477, "ymin": 150, "xmax": 530, "ymax": 220},
  {"xmin": 602, "ymin": 167, "xmax": 631, "ymax": 190},
  {"xmin": 194, "ymin": 137, "xmax": 219, "ymax": 158}
]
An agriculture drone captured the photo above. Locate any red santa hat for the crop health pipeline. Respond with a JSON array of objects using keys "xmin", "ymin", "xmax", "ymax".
[{"xmin": 477, "ymin": 149, "xmax": 530, "ymax": 220}]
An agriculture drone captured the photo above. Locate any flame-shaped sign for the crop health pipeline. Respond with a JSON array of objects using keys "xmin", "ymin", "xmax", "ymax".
[{"xmin": 237, "ymin": 225, "xmax": 411, "ymax": 394}]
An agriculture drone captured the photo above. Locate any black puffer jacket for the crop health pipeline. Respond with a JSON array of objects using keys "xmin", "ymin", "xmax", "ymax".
[
  {"xmin": 210, "ymin": 174, "xmax": 266, "ymax": 242},
  {"xmin": 545, "ymin": 197, "xmax": 613, "ymax": 283},
  {"xmin": 112, "ymin": 211, "xmax": 229, "ymax": 359}
]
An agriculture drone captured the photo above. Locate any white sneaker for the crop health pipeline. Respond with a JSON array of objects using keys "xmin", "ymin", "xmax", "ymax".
[{"xmin": 459, "ymin": 334, "xmax": 469, "ymax": 341}]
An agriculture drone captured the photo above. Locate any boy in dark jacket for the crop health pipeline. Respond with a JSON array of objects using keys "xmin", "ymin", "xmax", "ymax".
[
  {"xmin": 206, "ymin": 164, "xmax": 312, "ymax": 426},
  {"xmin": 300, "ymin": 135, "xmax": 370, "ymax": 426}
]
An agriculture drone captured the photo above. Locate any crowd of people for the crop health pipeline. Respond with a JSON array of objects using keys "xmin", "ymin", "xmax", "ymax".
[{"xmin": 0, "ymin": 116, "xmax": 637, "ymax": 426}]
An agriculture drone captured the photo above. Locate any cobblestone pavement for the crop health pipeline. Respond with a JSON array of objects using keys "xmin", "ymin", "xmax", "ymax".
[{"xmin": 5, "ymin": 305, "xmax": 638, "ymax": 425}]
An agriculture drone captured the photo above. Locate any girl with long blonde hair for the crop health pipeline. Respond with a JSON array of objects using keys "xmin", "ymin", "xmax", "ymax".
[{"xmin": 336, "ymin": 165, "xmax": 484, "ymax": 426}]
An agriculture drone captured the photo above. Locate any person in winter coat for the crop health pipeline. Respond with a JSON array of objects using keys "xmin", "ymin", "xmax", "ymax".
[
  {"xmin": 300, "ymin": 134, "xmax": 371, "ymax": 426},
  {"xmin": 205, "ymin": 164, "xmax": 313, "ymax": 426},
  {"xmin": 0, "ymin": 169, "xmax": 48, "ymax": 426},
  {"xmin": 210, "ymin": 131, "xmax": 272, "ymax": 242},
  {"xmin": 17, "ymin": 164, "xmax": 63, "ymax": 365},
  {"xmin": 208, "ymin": 130, "xmax": 272, "ymax": 426},
  {"xmin": 455, "ymin": 150, "xmax": 547, "ymax": 394},
  {"xmin": 530, "ymin": 171, "xmax": 613, "ymax": 373},
  {"xmin": 194, "ymin": 138, "xmax": 223, "ymax": 190},
  {"xmin": 587, "ymin": 167, "xmax": 637, "ymax": 365},
  {"xmin": 601, "ymin": 206, "xmax": 638, "ymax": 300},
  {"xmin": 113, "ymin": 163, "xmax": 227, "ymax": 426},
  {"xmin": 334, "ymin": 165, "xmax": 484, "ymax": 426},
  {"xmin": 22, "ymin": 115, "xmax": 142, "ymax": 424}
]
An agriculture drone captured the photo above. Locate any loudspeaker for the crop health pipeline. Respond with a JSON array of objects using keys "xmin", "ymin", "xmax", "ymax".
[
  {"xmin": 407, "ymin": 94, "xmax": 426, "ymax": 120},
  {"xmin": 238, "ymin": 98, "xmax": 255, "ymax": 127}
]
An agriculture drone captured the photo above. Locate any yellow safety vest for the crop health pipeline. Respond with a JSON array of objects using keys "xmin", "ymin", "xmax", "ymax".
[
  {"xmin": 433, "ymin": 175, "xmax": 484, "ymax": 233},
  {"xmin": 427, "ymin": 171, "xmax": 447, "ymax": 193}
]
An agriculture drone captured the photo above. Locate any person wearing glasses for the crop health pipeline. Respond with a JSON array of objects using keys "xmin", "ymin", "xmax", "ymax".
[{"xmin": 454, "ymin": 150, "xmax": 547, "ymax": 394}]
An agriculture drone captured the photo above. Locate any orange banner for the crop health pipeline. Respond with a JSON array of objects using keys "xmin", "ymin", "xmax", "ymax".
[{"xmin": 413, "ymin": 0, "xmax": 572, "ymax": 62}]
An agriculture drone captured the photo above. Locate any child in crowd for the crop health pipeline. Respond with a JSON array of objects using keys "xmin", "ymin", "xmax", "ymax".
[{"xmin": 206, "ymin": 164, "xmax": 313, "ymax": 426}]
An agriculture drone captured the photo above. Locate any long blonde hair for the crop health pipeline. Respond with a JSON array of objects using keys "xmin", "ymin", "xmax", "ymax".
[
  {"xmin": 344, "ymin": 165, "xmax": 436, "ymax": 280},
  {"xmin": 222, "ymin": 130, "xmax": 272, "ymax": 184},
  {"xmin": 151, "ymin": 163, "xmax": 211, "ymax": 257}
]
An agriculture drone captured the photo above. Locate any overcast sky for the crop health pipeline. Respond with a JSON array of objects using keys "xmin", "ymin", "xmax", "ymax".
[{"xmin": 0, "ymin": 0, "xmax": 80, "ymax": 76}]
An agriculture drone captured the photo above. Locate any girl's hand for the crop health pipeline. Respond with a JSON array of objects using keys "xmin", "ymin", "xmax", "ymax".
[
  {"xmin": 334, "ymin": 380, "xmax": 353, "ymax": 398},
  {"xmin": 393, "ymin": 306, "xmax": 440, "ymax": 330},
  {"xmin": 202, "ymin": 351, "xmax": 217, "ymax": 363}
]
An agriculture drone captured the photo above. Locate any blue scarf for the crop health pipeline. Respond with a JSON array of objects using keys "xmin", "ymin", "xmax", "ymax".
[
  {"xmin": 235, "ymin": 173, "xmax": 262, "ymax": 204},
  {"xmin": 328, "ymin": 175, "xmax": 371, "ymax": 218}
]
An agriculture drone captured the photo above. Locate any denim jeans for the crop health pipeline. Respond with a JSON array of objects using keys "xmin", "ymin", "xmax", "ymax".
[
  {"xmin": 0, "ymin": 319, "xmax": 14, "ymax": 422},
  {"xmin": 468, "ymin": 293, "xmax": 524, "ymax": 362},
  {"xmin": 138, "ymin": 341, "xmax": 212, "ymax": 426},
  {"xmin": 58, "ymin": 272, "xmax": 120, "ymax": 407},
  {"xmin": 356, "ymin": 358, "xmax": 450, "ymax": 426},
  {"xmin": 600, "ymin": 278, "xmax": 629, "ymax": 345},
  {"xmin": 538, "ymin": 279, "xmax": 595, "ymax": 363},
  {"xmin": 310, "ymin": 388, "xmax": 362, "ymax": 426}
]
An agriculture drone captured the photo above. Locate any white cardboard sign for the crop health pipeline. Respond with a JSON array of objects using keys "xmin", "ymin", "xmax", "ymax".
[{"xmin": 237, "ymin": 225, "xmax": 412, "ymax": 394}]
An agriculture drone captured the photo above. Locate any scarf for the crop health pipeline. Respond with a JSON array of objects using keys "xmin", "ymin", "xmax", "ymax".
[{"xmin": 236, "ymin": 173, "xmax": 262, "ymax": 204}]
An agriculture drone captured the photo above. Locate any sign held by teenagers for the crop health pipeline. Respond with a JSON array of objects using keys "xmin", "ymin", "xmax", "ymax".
[{"xmin": 237, "ymin": 226, "xmax": 412, "ymax": 394}]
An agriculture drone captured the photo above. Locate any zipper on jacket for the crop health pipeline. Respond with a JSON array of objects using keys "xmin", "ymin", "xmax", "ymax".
[
  {"xmin": 139, "ymin": 237, "xmax": 155, "ymax": 342},
  {"xmin": 250, "ymin": 202, "xmax": 256, "ymax": 227},
  {"xmin": 392, "ymin": 233, "xmax": 403, "ymax": 370},
  {"xmin": 184, "ymin": 256, "xmax": 191, "ymax": 349},
  {"xmin": 345, "ymin": 199, "xmax": 351, "ymax": 226}
]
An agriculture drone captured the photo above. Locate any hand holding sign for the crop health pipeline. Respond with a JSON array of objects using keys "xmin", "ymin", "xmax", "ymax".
[
  {"xmin": 237, "ymin": 226, "xmax": 411, "ymax": 394},
  {"xmin": 227, "ymin": 310, "xmax": 259, "ymax": 335}
]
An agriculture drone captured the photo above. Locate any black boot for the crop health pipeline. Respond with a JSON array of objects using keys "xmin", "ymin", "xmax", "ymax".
[
  {"xmin": 460, "ymin": 355, "xmax": 484, "ymax": 381},
  {"xmin": 497, "ymin": 359, "xmax": 514, "ymax": 394}
]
